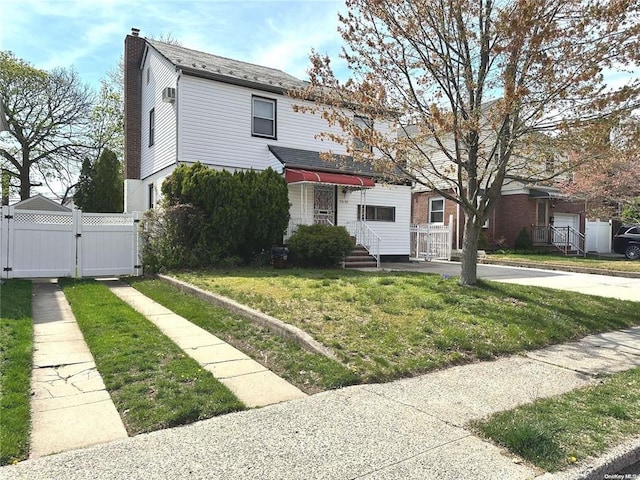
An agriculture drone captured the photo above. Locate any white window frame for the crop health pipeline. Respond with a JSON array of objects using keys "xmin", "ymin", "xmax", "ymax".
[
  {"xmin": 252, "ymin": 96, "xmax": 276, "ymax": 138},
  {"xmin": 429, "ymin": 197, "xmax": 445, "ymax": 224}
]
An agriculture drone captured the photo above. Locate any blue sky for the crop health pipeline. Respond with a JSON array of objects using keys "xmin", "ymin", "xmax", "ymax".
[{"xmin": 0, "ymin": 0, "xmax": 348, "ymax": 90}]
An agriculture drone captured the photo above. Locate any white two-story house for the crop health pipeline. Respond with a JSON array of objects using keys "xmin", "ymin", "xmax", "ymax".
[{"xmin": 123, "ymin": 29, "xmax": 411, "ymax": 261}]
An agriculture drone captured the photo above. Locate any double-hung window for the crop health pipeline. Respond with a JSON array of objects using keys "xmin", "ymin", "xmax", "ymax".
[
  {"xmin": 429, "ymin": 197, "xmax": 444, "ymax": 223},
  {"xmin": 252, "ymin": 96, "xmax": 276, "ymax": 138}
]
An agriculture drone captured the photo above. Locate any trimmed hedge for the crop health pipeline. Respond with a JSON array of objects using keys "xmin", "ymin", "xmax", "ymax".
[
  {"xmin": 288, "ymin": 224, "xmax": 354, "ymax": 267},
  {"xmin": 141, "ymin": 163, "xmax": 290, "ymax": 271}
]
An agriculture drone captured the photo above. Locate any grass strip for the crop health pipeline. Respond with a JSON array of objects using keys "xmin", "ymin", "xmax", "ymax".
[
  {"xmin": 487, "ymin": 253, "xmax": 640, "ymax": 273},
  {"xmin": 472, "ymin": 368, "xmax": 640, "ymax": 472},
  {"xmin": 174, "ymin": 268, "xmax": 640, "ymax": 382},
  {"xmin": 0, "ymin": 280, "xmax": 33, "ymax": 466},
  {"xmin": 59, "ymin": 279, "xmax": 244, "ymax": 435},
  {"xmin": 126, "ymin": 277, "xmax": 359, "ymax": 394}
]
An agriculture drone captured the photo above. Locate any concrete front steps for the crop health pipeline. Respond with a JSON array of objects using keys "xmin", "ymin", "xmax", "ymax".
[{"xmin": 344, "ymin": 245, "xmax": 378, "ymax": 268}]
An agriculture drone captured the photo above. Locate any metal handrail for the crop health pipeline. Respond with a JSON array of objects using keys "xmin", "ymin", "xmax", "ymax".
[
  {"xmin": 549, "ymin": 225, "xmax": 586, "ymax": 256},
  {"xmin": 346, "ymin": 220, "xmax": 381, "ymax": 268}
]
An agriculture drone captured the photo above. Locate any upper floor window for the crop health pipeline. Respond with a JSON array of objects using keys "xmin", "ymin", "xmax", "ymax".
[
  {"xmin": 146, "ymin": 67, "xmax": 151, "ymax": 85},
  {"xmin": 357, "ymin": 205, "xmax": 396, "ymax": 222},
  {"xmin": 353, "ymin": 115, "xmax": 373, "ymax": 152},
  {"xmin": 149, "ymin": 108, "xmax": 155, "ymax": 147},
  {"xmin": 252, "ymin": 96, "xmax": 276, "ymax": 138},
  {"xmin": 429, "ymin": 197, "xmax": 444, "ymax": 223}
]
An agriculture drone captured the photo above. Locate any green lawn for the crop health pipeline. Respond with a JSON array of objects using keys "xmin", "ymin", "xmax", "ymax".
[
  {"xmin": 486, "ymin": 253, "xmax": 640, "ymax": 273},
  {"xmin": 473, "ymin": 368, "xmax": 640, "ymax": 472},
  {"xmin": 126, "ymin": 278, "xmax": 359, "ymax": 393},
  {"xmin": 172, "ymin": 269, "xmax": 640, "ymax": 382},
  {"xmin": 59, "ymin": 279, "xmax": 245, "ymax": 435},
  {"xmin": 0, "ymin": 280, "xmax": 33, "ymax": 466}
]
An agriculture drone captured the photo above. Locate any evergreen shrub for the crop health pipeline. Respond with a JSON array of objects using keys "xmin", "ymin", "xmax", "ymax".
[
  {"xmin": 287, "ymin": 224, "xmax": 354, "ymax": 267},
  {"xmin": 514, "ymin": 227, "xmax": 534, "ymax": 251}
]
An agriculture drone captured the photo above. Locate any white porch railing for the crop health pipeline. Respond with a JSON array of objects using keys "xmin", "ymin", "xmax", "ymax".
[
  {"xmin": 346, "ymin": 220, "xmax": 381, "ymax": 268},
  {"xmin": 410, "ymin": 223, "xmax": 453, "ymax": 261}
]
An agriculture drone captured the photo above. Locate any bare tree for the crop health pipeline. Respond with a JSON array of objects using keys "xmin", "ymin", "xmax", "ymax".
[
  {"xmin": 0, "ymin": 51, "xmax": 94, "ymax": 200},
  {"xmin": 294, "ymin": 0, "xmax": 640, "ymax": 285}
]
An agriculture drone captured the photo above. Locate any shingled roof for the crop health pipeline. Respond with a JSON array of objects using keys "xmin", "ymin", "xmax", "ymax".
[
  {"xmin": 268, "ymin": 145, "xmax": 380, "ymax": 177},
  {"xmin": 146, "ymin": 39, "xmax": 308, "ymax": 94}
]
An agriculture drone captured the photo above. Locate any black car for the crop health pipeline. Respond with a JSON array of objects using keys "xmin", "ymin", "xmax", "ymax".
[{"xmin": 613, "ymin": 225, "xmax": 640, "ymax": 260}]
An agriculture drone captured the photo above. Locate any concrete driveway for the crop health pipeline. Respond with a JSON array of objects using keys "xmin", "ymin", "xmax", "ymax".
[{"xmin": 381, "ymin": 261, "xmax": 640, "ymax": 302}]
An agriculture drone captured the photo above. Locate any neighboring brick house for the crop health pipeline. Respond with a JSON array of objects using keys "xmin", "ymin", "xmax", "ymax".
[
  {"xmin": 123, "ymin": 29, "xmax": 412, "ymax": 261},
  {"xmin": 412, "ymin": 180, "xmax": 586, "ymax": 251}
]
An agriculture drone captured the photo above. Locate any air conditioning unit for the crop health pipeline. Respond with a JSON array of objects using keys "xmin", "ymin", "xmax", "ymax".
[{"xmin": 162, "ymin": 87, "xmax": 176, "ymax": 103}]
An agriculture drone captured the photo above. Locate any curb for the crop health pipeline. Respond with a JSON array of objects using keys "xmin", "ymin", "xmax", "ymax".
[
  {"xmin": 156, "ymin": 274, "xmax": 338, "ymax": 361},
  {"xmin": 539, "ymin": 436, "xmax": 640, "ymax": 479},
  {"xmin": 480, "ymin": 259, "xmax": 640, "ymax": 279}
]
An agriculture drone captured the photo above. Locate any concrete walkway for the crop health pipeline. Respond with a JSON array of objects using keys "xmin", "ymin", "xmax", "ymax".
[
  {"xmin": 29, "ymin": 281, "xmax": 127, "ymax": 458},
  {"xmin": 7, "ymin": 323, "xmax": 640, "ymax": 480},
  {"xmin": 103, "ymin": 280, "xmax": 306, "ymax": 408}
]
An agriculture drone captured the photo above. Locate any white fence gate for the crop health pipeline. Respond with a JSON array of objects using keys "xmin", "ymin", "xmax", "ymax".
[
  {"xmin": 585, "ymin": 219, "xmax": 612, "ymax": 253},
  {"xmin": 0, "ymin": 206, "xmax": 142, "ymax": 279},
  {"xmin": 410, "ymin": 223, "xmax": 453, "ymax": 261}
]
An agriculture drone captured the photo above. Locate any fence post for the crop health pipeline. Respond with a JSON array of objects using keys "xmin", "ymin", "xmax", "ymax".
[
  {"xmin": 133, "ymin": 212, "xmax": 143, "ymax": 276},
  {"xmin": 447, "ymin": 215, "xmax": 454, "ymax": 260},
  {"xmin": 74, "ymin": 209, "xmax": 83, "ymax": 278},
  {"xmin": 1, "ymin": 206, "xmax": 11, "ymax": 279}
]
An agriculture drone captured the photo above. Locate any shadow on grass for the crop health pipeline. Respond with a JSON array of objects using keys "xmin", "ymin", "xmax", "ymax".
[{"xmin": 0, "ymin": 280, "xmax": 33, "ymax": 466}]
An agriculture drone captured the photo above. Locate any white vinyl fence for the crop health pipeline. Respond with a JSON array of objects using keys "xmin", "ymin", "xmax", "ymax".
[
  {"xmin": 585, "ymin": 219, "xmax": 612, "ymax": 253},
  {"xmin": 410, "ymin": 222, "xmax": 453, "ymax": 261},
  {"xmin": 0, "ymin": 206, "xmax": 142, "ymax": 279}
]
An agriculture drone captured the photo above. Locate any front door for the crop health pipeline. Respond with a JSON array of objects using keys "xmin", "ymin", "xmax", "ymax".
[
  {"xmin": 313, "ymin": 185, "xmax": 335, "ymax": 225},
  {"xmin": 533, "ymin": 200, "xmax": 549, "ymax": 243}
]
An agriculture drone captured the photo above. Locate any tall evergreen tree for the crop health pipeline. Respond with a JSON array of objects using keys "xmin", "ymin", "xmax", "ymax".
[
  {"xmin": 73, "ymin": 148, "xmax": 123, "ymax": 212},
  {"xmin": 74, "ymin": 157, "xmax": 95, "ymax": 211},
  {"xmin": 93, "ymin": 148, "xmax": 123, "ymax": 212}
]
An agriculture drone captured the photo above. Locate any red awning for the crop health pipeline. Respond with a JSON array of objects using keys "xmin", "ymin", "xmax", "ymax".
[{"xmin": 285, "ymin": 169, "xmax": 375, "ymax": 187}]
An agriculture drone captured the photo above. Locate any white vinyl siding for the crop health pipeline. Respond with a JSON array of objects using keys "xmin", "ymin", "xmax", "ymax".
[
  {"xmin": 178, "ymin": 76, "xmax": 349, "ymax": 170},
  {"xmin": 337, "ymin": 184, "xmax": 411, "ymax": 256},
  {"xmin": 140, "ymin": 48, "xmax": 178, "ymax": 179}
]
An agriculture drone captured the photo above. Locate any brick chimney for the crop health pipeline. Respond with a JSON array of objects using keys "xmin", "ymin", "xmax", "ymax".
[{"xmin": 124, "ymin": 28, "xmax": 144, "ymax": 180}]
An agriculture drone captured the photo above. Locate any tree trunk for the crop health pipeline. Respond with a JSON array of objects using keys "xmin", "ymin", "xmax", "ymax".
[
  {"xmin": 20, "ymin": 153, "xmax": 31, "ymax": 200},
  {"xmin": 460, "ymin": 215, "xmax": 481, "ymax": 286}
]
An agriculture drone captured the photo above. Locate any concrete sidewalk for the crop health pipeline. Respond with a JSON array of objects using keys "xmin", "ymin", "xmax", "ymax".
[
  {"xmin": 8, "ymin": 318, "xmax": 640, "ymax": 479},
  {"xmin": 29, "ymin": 281, "xmax": 128, "ymax": 458}
]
